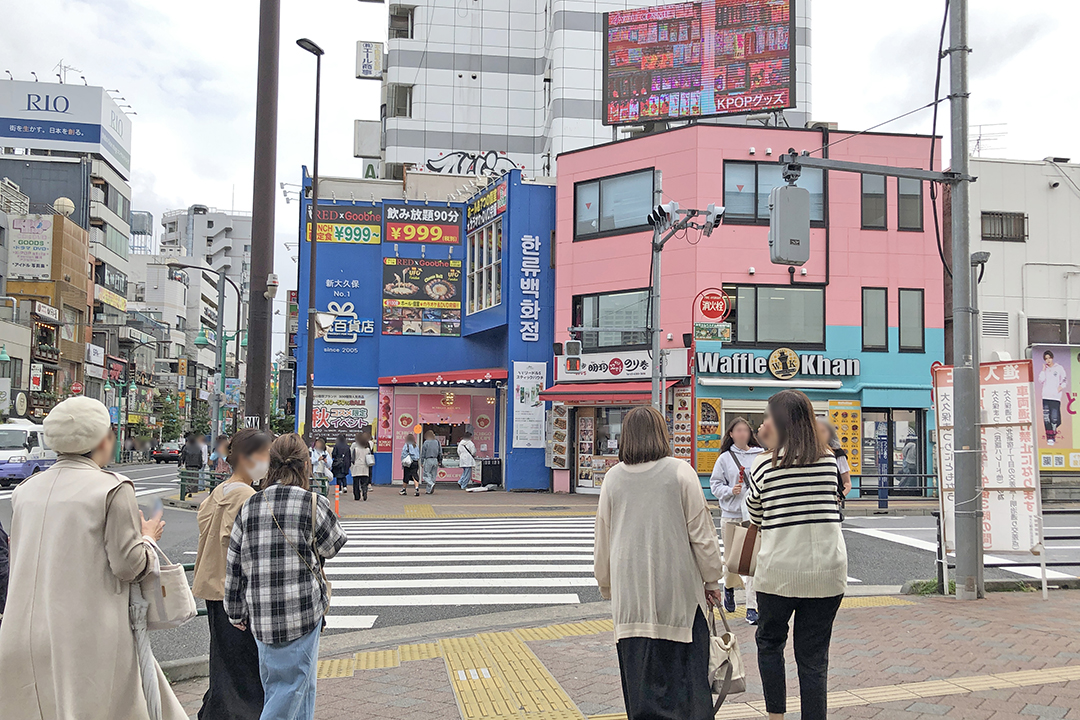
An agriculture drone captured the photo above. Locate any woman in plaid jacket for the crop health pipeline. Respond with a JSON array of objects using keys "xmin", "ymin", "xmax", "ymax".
[{"xmin": 225, "ymin": 434, "xmax": 348, "ymax": 720}]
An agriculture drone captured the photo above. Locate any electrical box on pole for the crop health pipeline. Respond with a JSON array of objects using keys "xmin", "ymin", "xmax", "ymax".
[{"xmin": 768, "ymin": 184, "xmax": 810, "ymax": 266}]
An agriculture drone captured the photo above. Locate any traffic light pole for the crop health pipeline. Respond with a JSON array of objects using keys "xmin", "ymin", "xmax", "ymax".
[{"xmin": 650, "ymin": 225, "xmax": 666, "ymax": 409}]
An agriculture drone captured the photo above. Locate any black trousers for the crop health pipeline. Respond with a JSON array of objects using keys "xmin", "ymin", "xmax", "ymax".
[
  {"xmin": 756, "ymin": 592, "xmax": 843, "ymax": 720},
  {"xmin": 199, "ymin": 599, "xmax": 263, "ymax": 720},
  {"xmin": 402, "ymin": 465, "xmax": 419, "ymax": 486},
  {"xmin": 354, "ymin": 473, "xmax": 370, "ymax": 500},
  {"xmin": 1044, "ymin": 399, "xmax": 1062, "ymax": 435}
]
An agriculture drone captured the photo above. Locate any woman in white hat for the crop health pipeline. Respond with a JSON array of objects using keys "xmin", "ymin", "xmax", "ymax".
[{"xmin": 0, "ymin": 396, "xmax": 187, "ymax": 720}]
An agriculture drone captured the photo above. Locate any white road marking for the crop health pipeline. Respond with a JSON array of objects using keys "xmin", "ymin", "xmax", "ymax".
[
  {"xmin": 323, "ymin": 615, "xmax": 378, "ymax": 629},
  {"xmin": 329, "ymin": 577, "xmax": 596, "ymax": 590},
  {"xmin": 330, "ymin": 593, "xmax": 580, "ymax": 607},
  {"xmin": 333, "ymin": 545, "xmax": 593, "ymax": 555},
  {"xmin": 327, "ymin": 554, "xmax": 596, "ymax": 563},
  {"xmin": 341, "ymin": 539, "xmax": 595, "ymax": 547},
  {"xmin": 340, "ymin": 532, "xmax": 596, "ymax": 540},
  {"xmin": 325, "ymin": 564, "xmax": 595, "ymax": 576}
]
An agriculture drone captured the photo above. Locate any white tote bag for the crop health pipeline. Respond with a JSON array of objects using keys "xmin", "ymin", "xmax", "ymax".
[
  {"xmin": 141, "ymin": 537, "xmax": 198, "ymax": 631},
  {"xmin": 708, "ymin": 602, "xmax": 746, "ymax": 711}
]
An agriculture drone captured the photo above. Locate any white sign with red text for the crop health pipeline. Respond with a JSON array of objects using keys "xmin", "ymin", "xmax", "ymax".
[{"xmin": 556, "ymin": 348, "xmax": 690, "ymax": 383}]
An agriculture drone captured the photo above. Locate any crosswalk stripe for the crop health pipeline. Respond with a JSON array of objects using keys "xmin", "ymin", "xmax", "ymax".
[
  {"xmin": 339, "ymin": 532, "xmax": 596, "ymax": 540},
  {"xmin": 333, "ymin": 545, "xmax": 593, "ymax": 554},
  {"xmin": 323, "ymin": 615, "xmax": 379, "ymax": 629},
  {"xmin": 339, "ymin": 539, "xmax": 594, "ymax": 547},
  {"xmin": 325, "ymin": 564, "xmax": 595, "ymax": 576},
  {"xmin": 330, "ymin": 577, "xmax": 596, "ymax": 589},
  {"xmin": 327, "ymin": 554, "xmax": 596, "ymax": 563},
  {"xmin": 331, "ymin": 593, "xmax": 581, "ymax": 606}
]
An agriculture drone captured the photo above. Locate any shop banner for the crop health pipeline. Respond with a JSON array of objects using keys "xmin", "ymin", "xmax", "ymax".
[
  {"xmin": 376, "ymin": 387, "xmax": 394, "ymax": 452},
  {"xmin": 9, "ymin": 215, "xmax": 53, "ymax": 279},
  {"xmin": 418, "ymin": 392, "xmax": 471, "ymax": 424},
  {"xmin": 695, "ymin": 397, "xmax": 722, "ymax": 475},
  {"xmin": 828, "ymin": 400, "xmax": 862, "ymax": 470},
  {"xmin": 29, "ymin": 363, "xmax": 43, "ymax": 392},
  {"xmin": 470, "ymin": 394, "xmax": 496, "ymax": 459},
  {"xmin": 307, "ymin": 204, "xmax": 382, "ymax": 244},
  {"xmin": 0, "ymin": 378, "xmax": 10, "ymax": 414},
  {"xmin": 577, "ymin": 411, "xmax": 595, "ymax": 488},
  {"xmin": 933, "ymin": 361, "xmax": 1041, "ymax": 553},
  {"xmin": 391, "ymin": 394, "xmax": 419, "ymax": 481},
  {"xmin": 546, "ymin": 403, "xmax": 569, "ymax": 469},
  {"xmin": 297, "ymin": 387, "xmax": 377, "ymax": 441},
  {"xmin": 673, "ymin": 386, "xmax": 693, "ymax": 463},
  {"xmin": 556, "ymin": 348, "xmax": 691, "ymax": 382},
  {"xmin": 1031, "ymin": 345, "xmax": 1080, "ymax": 471},
  {"xmin": 466, "ymin": 175, "xmax": 508, "ymax": 232},
  {"xmin": 512, "ymin": 361, "xmax": 547, "ymax": 449},
  {"xmin": 383, "ymin": 202, "xmax": 462, "ymax": 245},
  {"xmin": 381, "ymin": 257, "xmax": 462, "ymax": 336}
]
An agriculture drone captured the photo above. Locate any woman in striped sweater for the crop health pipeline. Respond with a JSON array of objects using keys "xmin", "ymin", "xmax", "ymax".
[{"xmin": 746, "ymin": 390, "xmax": 848, "ymax": 720}]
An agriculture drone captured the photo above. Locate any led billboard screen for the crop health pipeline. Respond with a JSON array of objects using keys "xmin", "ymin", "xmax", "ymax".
[{"xmin": 603, "ymin": 0, "xmax": 795, "ymax": 125}]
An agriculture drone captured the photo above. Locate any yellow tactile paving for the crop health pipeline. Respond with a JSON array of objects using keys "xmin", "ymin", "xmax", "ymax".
[
  {"xmin": 399, "ymin": 642, "xmax": 442, "ymax": 661},
  {"xmin": 826, "ymin": 690, "xmax": 865, "ymax": 707},
  {"xmin": 840, "ymin": 595, "xmax": 916, "ymax": 609},
  {"xmin": 353, "ymin": 649, "xmax": 399, "ymax": 669},
  {"xmin": 316, "ymin": 658, "xmax": 356, "ymax": 679},
  {"xmin": 901, "ymin": 679, "xmax": 969, "ymax": 697},
  {"xmin": 403, "ymin": 503, "xmax": 438, "ymax": 518}
]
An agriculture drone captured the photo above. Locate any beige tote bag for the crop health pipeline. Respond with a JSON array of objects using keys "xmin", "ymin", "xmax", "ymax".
[
  {"xmin": 723, "ymin": 520, "xmax": 761, "ymax": 577},
  {"xmin": 142, "ymin": 537, "xmax": 198, "ymax": 631}
]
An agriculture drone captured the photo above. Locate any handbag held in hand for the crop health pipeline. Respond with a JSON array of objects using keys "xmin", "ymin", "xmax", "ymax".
[
  {"xmin": 708, "ymin": 602, "xmax": 746, "ymax": 711},
  {"xmin": 141, "ymin": 537, "xmax": 198, "ymax": 631},
  {"xmin": 723, "ymin": 520, "xmax": 761, "ymax": 577}
]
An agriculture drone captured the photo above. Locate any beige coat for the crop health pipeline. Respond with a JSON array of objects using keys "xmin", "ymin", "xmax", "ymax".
[{"xmin": 0, "ymin": 456, "xmax": 186, "ymax": 720}]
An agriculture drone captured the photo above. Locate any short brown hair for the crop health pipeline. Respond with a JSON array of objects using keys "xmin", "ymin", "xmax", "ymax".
[
  {"xmin": 226, "ymin": 428, "xmax": 273, "ymax": 469},
  {"xmin": 618, "ymin": 406, "xmax": 673, "ymax": 465},
  {"xmin": 767, "ymin": 389, "xmax": 826, "ymax": 468},
  {"xmin": 266, "ymin": 433, "xmax": 312, "ymax": 489}
]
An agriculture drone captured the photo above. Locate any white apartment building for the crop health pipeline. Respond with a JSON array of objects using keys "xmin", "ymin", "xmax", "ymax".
[
  {"xmin": 375, "ymin": 0, "xmax": 811, "ymax": 178},
  {"xmin": 126, "ymin": 255, "xmax": 192, "ymax": 391}
]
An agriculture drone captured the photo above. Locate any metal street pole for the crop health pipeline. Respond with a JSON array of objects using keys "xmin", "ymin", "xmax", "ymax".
[
  {"xmin": 649, "ymin": 172, "xmax": 663, "ymax": 410},
  {"xmin": 244, "ymin": 0, "xmax": 280, "ymax": 430},
  {"xmin": 212, "ymin": 271, "xmax": 226, "ymax": 440},
  {"xmin": 298, "ymin": 39, "xmax": 324, "ymax": 444},
  {"xmin": 949, "ymin": 0, "xmax": 981, "ymax": 600}
]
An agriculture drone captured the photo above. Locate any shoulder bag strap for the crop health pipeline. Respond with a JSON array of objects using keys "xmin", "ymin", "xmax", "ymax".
[
  {"xmin": 266, "ymin": 493, "xmax": 325, "ymax": 594},
  {"xmin": 708, "ymin": 602, "xmax": 735, "ymax": 711},
  {"xmin": 728, "ymin": 449, "xmax": 746, "ymax": 483}
]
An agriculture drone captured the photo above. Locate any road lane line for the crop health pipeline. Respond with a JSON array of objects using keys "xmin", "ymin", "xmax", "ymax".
[
  {"xmin": 330, "ymin": 593, "xmax": 580, "ymax": 606},
  {"xmin": 325, "ymin": 564, "xmax": 596, "ymax": 576},
  {"xmin": 329, "ymin": 577, "xmax": 596, "ymax": 589}
]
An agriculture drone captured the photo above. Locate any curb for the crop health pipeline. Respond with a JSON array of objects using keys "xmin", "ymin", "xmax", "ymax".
[
  {"xmin": 901, "ymin": 578, "xmax": 1080, "ymax": 594},
  {"xmin": 161, "ymin": 655, "xmax": 209, "ymax": 683}
]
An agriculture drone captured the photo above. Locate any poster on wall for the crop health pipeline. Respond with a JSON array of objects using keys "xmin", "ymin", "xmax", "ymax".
[
  {"xmin": 466, "ymin": 175, "xmax": 508, "ymax": 232},
  {"xmin": 933, "ymin": 361, "xmax": 1042, "ymax": 553},
  {"xmin": 9, "ymin": 215, "xmax": 53, "ymax": 279},
  {"xmin": 1031, "ymin": 345, "xmax": 1080, "ymax": 471},
  {"xmin": 695, "ymin": 397, "xmax": 723, "ymax": 474},
  {"xmin": 512, "ymin": 361, "xmax": 547, "ymax": 449},
  {"xmin": 470, "ymin": 394, "xmax": 496, "ymax": 458},
  {"xmin": 381, "ymin": 258, "xmax": 462, "ymax": 336},
  {"xmin": 828, "ymin": 400, "xmax": 862, "ymax": 471},
  {"xmin": 383, "ymin": 202, "xmax": 462, "ymax": 245},
  {"xmin": 577, "ymin": 412, "xmax": 595, "ymax": 488},
  {"xmin": 376, "ymin": 387, "xmax": 394, "ymax": 452},
  {"xmin": 297, "ymin": 387, "xmax": 377, "ymax": 441},
  {"xmin": 673, "ymin": 386, "xmax": 694, "ymax": 463},
  {"xmin": 390, "ymin": 394, "xmax": 419, "ymax": 481},
  {"xmin": 307, "ymin": 204, "xmax": 382, "ymax": 244},
  {"xmin": 547, "ymin": 403, "xmax": 569, "ymax": 469}
]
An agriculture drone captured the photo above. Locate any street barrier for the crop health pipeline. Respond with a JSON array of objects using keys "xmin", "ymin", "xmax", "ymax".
[{"xmin": 178, "ymin": 468, "xmax": 230, "ymax": 500}]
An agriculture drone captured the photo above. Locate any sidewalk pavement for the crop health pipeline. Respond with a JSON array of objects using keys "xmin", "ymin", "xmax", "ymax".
[{"xmin": 172, "ymin": 590, "xmax": 1080, "ymax": 719}]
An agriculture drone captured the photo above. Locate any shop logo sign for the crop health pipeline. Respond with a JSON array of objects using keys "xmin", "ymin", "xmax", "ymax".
[
  {"xmin": 696, "ymin": 349, "xmax": 860, "ymax": 379},
  {"xmin": 323, "ymin": 302, "xmax": 375, "ymax": 343},
  {"xmin": 768, "ymin": 348, "xmax": 800, "ymax": 380}
]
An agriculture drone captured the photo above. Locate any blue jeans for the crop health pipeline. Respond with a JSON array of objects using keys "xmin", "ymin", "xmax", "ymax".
[
  {"xmin": 255, "ymin": 624, "xmax": 320, "ymax": 720},
  {"xmin": 459, "ymin": 465, "xmax": 474, "ymax": 489}
]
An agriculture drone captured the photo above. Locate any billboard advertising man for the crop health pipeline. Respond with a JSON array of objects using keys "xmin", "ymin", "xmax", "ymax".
[{"xmin": 1032, "ymin": 345, "xmax": 1079, "ymax": 471}]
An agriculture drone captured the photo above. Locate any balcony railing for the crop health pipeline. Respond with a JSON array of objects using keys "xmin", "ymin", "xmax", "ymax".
[{"xmin": 32, "ymin": 345, "xmax": 61, "ymax": 363}]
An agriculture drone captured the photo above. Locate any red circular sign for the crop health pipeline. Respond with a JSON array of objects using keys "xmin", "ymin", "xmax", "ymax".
[
  {"xmin": 71, "ymin": 381, "xmax": 84, "ymax": 395},
  {"xmin": 608, "ymin": 358, "xmax": 624, "ymax": 376},
  {"xmin": 699, "ymin": 290, "xmax": 731, "ymax": 321}
]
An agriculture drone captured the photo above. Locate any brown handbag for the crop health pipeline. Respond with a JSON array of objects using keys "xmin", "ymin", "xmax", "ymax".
[{"xmin": 723, "ymin": 520, "xmax": 760, "ymax": 577}]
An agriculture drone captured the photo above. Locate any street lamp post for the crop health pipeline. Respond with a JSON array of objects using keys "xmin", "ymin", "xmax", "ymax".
[{"xmin": 297, "ymin": 38, "xmax": 324, "ymax": 444}]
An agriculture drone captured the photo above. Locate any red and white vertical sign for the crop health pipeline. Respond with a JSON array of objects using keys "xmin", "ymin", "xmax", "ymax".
[{"xmin": 933, "ymin": 361, "xmax": 1042, "ymax": 553}]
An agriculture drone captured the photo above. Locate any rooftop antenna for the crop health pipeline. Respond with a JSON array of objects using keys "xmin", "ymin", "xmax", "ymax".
[
  {"xmin": 4, "ymin": 71, "xmax": 12, "ymax": 80},
  {"xmin": 80, "ymin": 75, "xmax": 88, "ymax": 85},
  {"xmin": 53, "ymin": 60, "xmax": 81, "ymax": 84},
  {"xmin": 30, "ymin": 71, "xmax": 38, "ymax": 82}
]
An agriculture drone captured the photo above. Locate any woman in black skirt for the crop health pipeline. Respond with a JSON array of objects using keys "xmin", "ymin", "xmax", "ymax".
[
  {"xmin": 192, "ymin": 429, "xmax": 273, "ymax": 719},
  {"xmin": 594, "ymin": 406, "xmax": 726, "ymax": 720}
]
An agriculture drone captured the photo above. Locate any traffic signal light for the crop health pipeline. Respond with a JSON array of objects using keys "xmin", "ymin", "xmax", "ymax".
[
  {"xmin": 768, "ymin": 185, "xmax": 810, "ymax": 266},
  {"xmin": 646, "ymin": 201, "xmax": 679, "ymax": 230},
  {"xmin": 702, "ymin": 203, "xmax": 725, "ymax": 236}
]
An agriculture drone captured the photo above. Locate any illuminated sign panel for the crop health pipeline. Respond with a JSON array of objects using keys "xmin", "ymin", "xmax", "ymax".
[{"xmin": 603, "ymin": 0, "xmax": 795, "ymax": 125}]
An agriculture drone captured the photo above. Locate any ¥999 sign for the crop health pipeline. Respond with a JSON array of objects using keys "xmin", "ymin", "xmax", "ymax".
[{"xmin": 384, "ymin": 203, "xmax": 462, "ymax": 245}]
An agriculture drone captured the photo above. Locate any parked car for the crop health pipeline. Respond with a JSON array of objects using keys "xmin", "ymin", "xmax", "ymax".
[
  {"xmin": 0, "ymin": 420, "xmax": 58, "ymax": 487},
  {"xmin": 152, "ymin": 442, "xmax": 182, "ymax": 464}
]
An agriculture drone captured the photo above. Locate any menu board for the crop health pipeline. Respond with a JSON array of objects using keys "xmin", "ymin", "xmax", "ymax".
[
  {"xmin": 383, "ymin": 202, "xmax": 462, "ymax": 245},
  {"xmin": 591, "ymin": 455, "xmax": 621, "ymax": 487},
  {"xmin": 673, "ymin": 386, "xmax": 694, "ymax": 463},
  {"xmin": 828, "ymin": 400, "xmax": 862, "ymax": 470},
  {"xmin": 603, "ymin": 0, "xmax": 795, "ymax": 125},
  {"xmin": 308, "ymin": 204, "xmax": 382, "ymax": 244},
  {"xmin": 577, "ymin": 412, "xmax": 595, "ymax": 488},
  {"xmin": 381, "ymin": 258, "xmax": 462, "ymax": 336},
  {"xmin": 695, "ymin": 397, "xmax": 723, "ymax": 474},
  {"xmin": 548, "ymin": 404, "xmax": 569, "ymax": 469}
]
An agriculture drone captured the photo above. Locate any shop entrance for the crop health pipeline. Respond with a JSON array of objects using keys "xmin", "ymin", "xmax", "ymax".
[{"xmin": 859, "ymin": 409, "xmax": 927, "ymax": 497}]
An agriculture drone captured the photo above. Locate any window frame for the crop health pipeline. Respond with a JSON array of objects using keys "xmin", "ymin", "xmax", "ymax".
[
  {"xmin": 721, "ymin": 161, "xmax": 826, "ymax": 227},
  {"xmin": 389, "ymin": 5, "xmax": 414, "ymax": 40},
  {"xmin": 572, "ymin": 167, "xmax": 655, "ymax": 242},
  {"xmin": 466, "ymin": 218, "xmax": 503, "ymax": 315},
  {"xmin": 721, "ymin": 283, "xmax": 827, "ymax": 350},
  {"xmin": 897, "ymin": 177, "xmax": 924, "ymax": 232},
  {"xmin": 980, "ymin": 211, "xmax": 1027, "ymax": 242},
  {"xmin": 897, "ymin": 287, "xmax": 926, "ymax": 353},
  {"xmin": 861, "ymin": 286, "xmax": 889, "ymax": 352},
  {"xmin": 571, "ymin": 287, "xmax": 652, "ymax": 352},
  {"xmin": 388, "ymin": 84, "xmax": 412, "ymax": 118},
  {"xmin": 861, "ymin": 173, "xmax": 887, "ymax": 230}
]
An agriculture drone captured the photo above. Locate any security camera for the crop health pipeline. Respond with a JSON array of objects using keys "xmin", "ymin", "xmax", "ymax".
[
  {"xmin": 264, "ymin": 273, "xmax": 280, "ymax": 300},
  {"xmin": 1050, "ymin": 181, "xmax": 1061, "ymax": 189}
]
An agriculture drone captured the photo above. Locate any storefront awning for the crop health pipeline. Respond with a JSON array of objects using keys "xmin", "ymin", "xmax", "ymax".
[
  {"xmin": 378, "ymin": 368, "xmax": 508, "ymax": 385},
  {"xmin": 539, "ymin": 380, "xmax": 679, "ymax": 405}
]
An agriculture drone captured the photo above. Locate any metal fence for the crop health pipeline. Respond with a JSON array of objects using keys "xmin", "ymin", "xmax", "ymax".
[
  {"xmin": 851, "ymin": 473, "xmax": 939, "ymax": 503},
  {"xmin": 178, "ymin": 468, "xmax": 331, "ymax": 500}
]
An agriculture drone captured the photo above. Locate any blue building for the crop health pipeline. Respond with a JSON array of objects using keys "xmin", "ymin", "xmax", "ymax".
[{"xmin": 293, "ymin": 170, "xmax": 556, "ymax": 490}]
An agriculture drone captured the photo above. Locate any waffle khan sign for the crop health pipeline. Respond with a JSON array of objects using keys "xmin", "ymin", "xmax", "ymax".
[{"xmin": 696, "ymin": 347, "xmax": 860, "ymax": 381}]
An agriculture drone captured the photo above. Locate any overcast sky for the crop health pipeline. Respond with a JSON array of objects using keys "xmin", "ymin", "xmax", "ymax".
[{"xmin": 3, "ymin": 0, "xmax": 1076, "ymax": 349}]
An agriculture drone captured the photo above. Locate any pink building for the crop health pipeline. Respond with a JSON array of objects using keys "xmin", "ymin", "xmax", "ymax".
[{"xmin": 542, "ymin": 124, "xmax": 944, "ymax": 497}]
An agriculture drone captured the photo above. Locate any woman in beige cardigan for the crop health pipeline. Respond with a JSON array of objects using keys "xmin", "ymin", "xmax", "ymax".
[
  {"xmin": 594, "ymin": 405, "xmax": 725, "ymax": 720},
  {"xmin": 0, "ymin": 397, "xmax": 187, "ymax": 720}
]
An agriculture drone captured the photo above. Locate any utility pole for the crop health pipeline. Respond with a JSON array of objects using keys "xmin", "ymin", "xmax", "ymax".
[
  {"xmin": 948, "ymin": 0, "xmax": 982, "ymax": 601},
  {"xmin": 244, "ymin": 0, "xmax": 281, "ymax": 430}
]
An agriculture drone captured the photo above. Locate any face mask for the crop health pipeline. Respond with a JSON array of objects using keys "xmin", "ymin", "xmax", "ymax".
[{"xmin": 248, "ymin": 460, "xmax": 269, "ymax": 481}]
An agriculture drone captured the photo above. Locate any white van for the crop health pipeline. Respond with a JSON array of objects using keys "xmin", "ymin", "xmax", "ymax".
[{"xmin": 0, "ymin": 419, "xmax": 58, "ymax": 487}]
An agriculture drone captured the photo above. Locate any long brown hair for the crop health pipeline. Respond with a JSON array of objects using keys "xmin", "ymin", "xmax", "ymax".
[
  {"xmin": 719, "ymin": 417, "xmax": 762, "ymax": 454},
  {"xmin": 266, "ymin": 433, "xmax": 312, "ymax": 489},
  {"xmin": 767, "ymin": 390, "xmax": 826, "ymax": 468},
  {"xmin": 618, "ymin": 406, "xmax": 673, "ymax": 465}
]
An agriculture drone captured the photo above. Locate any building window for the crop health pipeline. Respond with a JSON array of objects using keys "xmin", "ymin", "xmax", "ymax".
[
  {"xmin": 898, "ymin": 288, "xmax": 925, "ymax": 352},
  {"xmin": 722, "ymin": 161, "xmax": 825, "ymax": 225},
  {"xmin": 572, "ymin": 289, "xmax": 650, "ymax": 351},
  {"xmin": 861, "ymin": 174, "xmax": 887, "ymax": 229},
  {"xmin": 61, "ymin": 307, "xmax": 82, "ymax": 343},
  {"xmin": 1028, "ymin": 318, "xmax": 1080, "ymax": 345},
  {"xmin": 98, "ymin": 222, "xmax": 129, "ymax": 259},
  {"xmin": 722, "ymin": 285, "xmax": 825, "ymax": 348},
  {"xmin": 388, "ymin": 84, "xmax": 412, "ymax": 118},
  {"xmin": 862, "ymin": 287, "xmax": 888, "ymax": 351},
  {"xmin": 95, "ymin": 262, "xmax": 129, "ymax": 296},
  {"xmin": 981, "ymin": 211, "xmax": 1027, "ymax": 242},
  {"xmin": 384, "ymin": 163, "xmax": 406, "ymax": 181},
  {"xmin": 467, "ymin": 219, "xmax": 502, "ymax": 314},
  {"xmin": 897, "ymin": 178, "xmax": 923, "ymax": 231},
  {"xmin": 574, "ymin": 169, "xmax": 654, "ymax": 240},
  {"xmin": 0, "ymin": 356, "xmax": 23, "ymax": 389},
  {"xmin": 389, "ymin": 5, "xmax": 414, "ymax": 39},
  {"xmin": 206, "ymin": 220, "xmax": 214, "ymax": 229}
]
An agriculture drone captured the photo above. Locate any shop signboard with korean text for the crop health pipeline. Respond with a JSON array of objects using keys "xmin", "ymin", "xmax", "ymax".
[
  {"xmin": 307, "ymin": 204, "xmax": 382, "ymax": 244},
  {"xmin": 1031, "ymin": 345, "xmax": 1080, "ymax": 471},
  {"xmin": 513, "ymin": 361, "xmax": 547, "ymax": 449},
  {"xmin": 466, "ymin": 175, "xmax": 508, "ymax": 232},
  {"xmin": 383, "ymin": 202, "xmax": 462, "ymax": 245},
  {"xmin": 603, "ymin": 0, "xmax": 795, "ymax": 126},
  {"xmin": 519, "ymin": 235, "xmax": 543, "ymax": 342},
  {"xmin": 828, "ymin": 400, "xmax": 862, "ymax": 470},
  {"xmin": 381, "ymin": 258, "xmax": 462, "ymax": 336},
  {"xmin": 933, "ymin": 361, "xmax": 1042, "ymax": 553},
  {"xmin": 696, "ymin": 397, "xmax": 723, "ymax": 474},
  {"xmin": 557, "ymin": 348, "xmax": 690, "ymax": 382},
  {"xmin": 9, "ymin": 215, "xmax": 53, "ymax": 279},
  {"xmin": 297, "ymin": 387, "xmax": 377, "ymax": 442}
]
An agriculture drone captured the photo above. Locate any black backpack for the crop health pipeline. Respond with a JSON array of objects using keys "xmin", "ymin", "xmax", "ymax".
[
  {"xmin": 182, "ymin": 443, "xmax": 203, "ymax": 467},
  {"xmin": 331, "ymin": 446, "xmax": 349, "ymax": 476}
]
